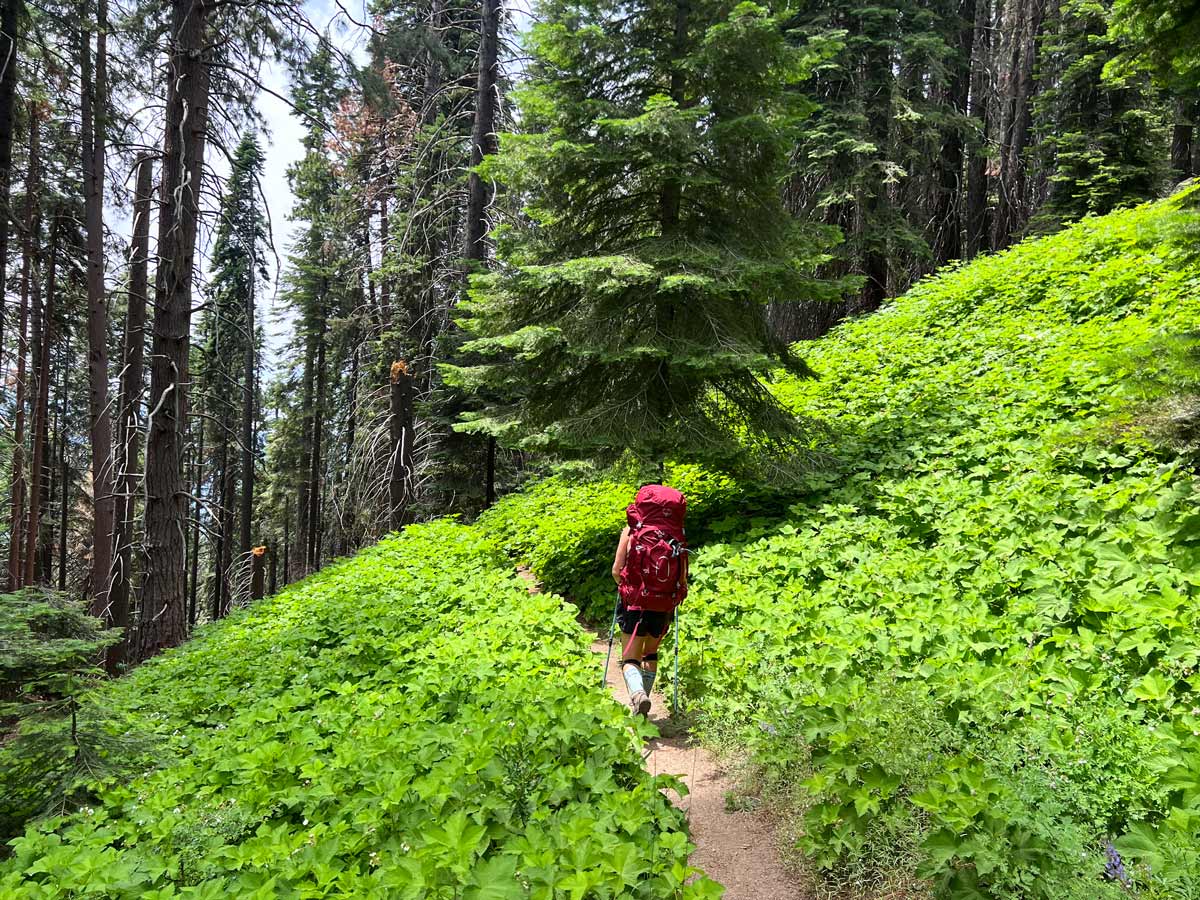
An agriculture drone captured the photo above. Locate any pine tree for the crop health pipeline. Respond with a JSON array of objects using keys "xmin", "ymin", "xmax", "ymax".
[
  {"xmin": 445, "ymin": 0, "xmax": 847, "ymax": 472},
  {"xmin": 274, "ymin": 40, "xmax": 351, "ymax": 574},
  {"xmin": 199, "ymin": 132, "xmax": 267, "ymax": 616},
  {"xmin": 771, "ymin": 0, "xmax": 965, "ymax": 339},
  {"xmin": 1108, "ymin": 0, "xmax": 1200, "ymax": 87},
  {"xmin": 138, "ymin": 0, "xmax": 212, "ymax": 660},
  {"xmin": 1035, "ymin": 0, "xmax": 1166, "ymax": 226}
]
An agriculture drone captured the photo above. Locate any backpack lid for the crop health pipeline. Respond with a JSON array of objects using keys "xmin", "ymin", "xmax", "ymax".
[{"xmin": 626, "ymin": 484, "xmax": 686, "ymax": 533}]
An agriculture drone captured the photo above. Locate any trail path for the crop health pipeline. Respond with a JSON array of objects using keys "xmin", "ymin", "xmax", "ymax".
[{"xmin": 518, "ymin": 568, "xmax": 806, "ymax": 900}]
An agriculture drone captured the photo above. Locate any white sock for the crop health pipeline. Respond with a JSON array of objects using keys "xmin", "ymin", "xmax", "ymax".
[{"xmin": 622, "ymin": 663, "xmax": 644, "ymax": 697}]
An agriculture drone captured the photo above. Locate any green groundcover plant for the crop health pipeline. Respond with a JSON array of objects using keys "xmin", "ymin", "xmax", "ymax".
[
  {"xmin": 0, "ymin": 523, "xmax": 721, "ymax": 899},
  {"xmin": 6, "ymin": 188, "xmax": 1199, "ymax": 900},
  {"xmin": 479, "ymin": 188, "xmax": 1200, "ymax": 898}
]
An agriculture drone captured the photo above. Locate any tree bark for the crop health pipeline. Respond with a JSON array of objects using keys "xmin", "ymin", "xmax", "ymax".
[
  {"xmin": 363, "ymin": 212, "xmax": 381, "ymax": 333},
  {"xmin": 378, "ymin": 198, "xmax": 390, "ymax": 324},
  {"xmin": 467, "ymin": 0, "xmax": 502, "ymax": 507},
  {"xmin": 341, "ymin": 340, "xmax": 359, "ymax": 555},
  {"xmin": 25, "ymin": 204, "xmax": 54, "ymax": 587},
  {"xmin": 296, "ymin": 330, "xmax": 315, "ymax": 574},
  {"xmin": 0, "ymin": 0, "xmax": 22, "ymax": 374},
  {"xmin": 214, "ymin": 426, "xmax": 233, "ymax": 617},
  {"xmin": 250, "ymin": 546, "xmax": 264, "ymax": 600},
  {"xmin": 965, "ymin": 0, "xmax": 993, "ymax": 257},
  {"xmin": 107, "ymin": 154, "xmax": 152, "ymax": 670},
  {"xmin": 993, "ymin": 0, "xmax": 1044, "ymax": 248},
  {"xmin": 56, "ymin": 328, "xmax": 70, "ymax": 592},
  {"xmin": 485, "ymin": 437, "xmax": 496, "ymax": 507},
  {"xmin": 187, "ymin": 412, "xmax": 202, "ymax": 627},
  {"xmin": 1171, "ymin": 95, "xmax": 1196, "ymax": 180},
  {"xmin": 239, "ymin": 270, "xmax": 255, "ymax": 556},
  {"xmin": 306, "ymin": 307, "xmax": 327, "ymax": 570},
  {"xmin": 7, "ymin": 100, "xmax": 37, "ymax": 590},
  {"xmin": 283, "ymin": 494, "xmax": 290, "ymax": 584},
  {"xmin": 466, "ymin": 0, "xmax": 500, "ymax": 263},
  {"xmin": 138, "ymin": 0, "xmax": 210, "ymax": 660},
  {"xmin": 932, "ymin": 0, "xmax": 976, "ymax": 264},
  {"xmin": 81, "ymin": 0, "xmax": 116, "ymax": 618}
]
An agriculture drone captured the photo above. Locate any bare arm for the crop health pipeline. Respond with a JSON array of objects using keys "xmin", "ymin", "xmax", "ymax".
[{"xmin": 612, "ymin": 527, "xmax": 630, "ymax": 582}]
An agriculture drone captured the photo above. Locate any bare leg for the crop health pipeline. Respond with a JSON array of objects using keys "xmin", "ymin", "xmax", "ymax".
[
  {"xmin": 619, "ymin": 630, "xmax": 657, "ymax": 715},
  {"xmin": 639, "ymin": 632, "xmax": 666, "ymax": 694}
]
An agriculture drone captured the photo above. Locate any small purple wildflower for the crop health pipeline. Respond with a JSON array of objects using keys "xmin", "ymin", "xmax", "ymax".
[
  {"xmin": 758, "ymin": 721, "xmax": 778, "ymax": 736},
  {"xmin": 1103, "ymin": 840, "xmax": 1132, "ymax": 889}
]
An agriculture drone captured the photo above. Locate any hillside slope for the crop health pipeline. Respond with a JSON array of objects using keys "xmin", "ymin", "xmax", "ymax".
[
  {"xmin": 1, "ymin": 523, "xmax": 718, "ymax": 898},
  {"xmin": 482, "ymin": 188, "xmax": 1200, "ymax": 899},
  {"xmin": 4, "ymin": 189, "xmax": 1197, "ymax": 900}
]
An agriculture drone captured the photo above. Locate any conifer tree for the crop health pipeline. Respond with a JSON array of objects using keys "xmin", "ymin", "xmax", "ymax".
[
  {"xmin": 271, "ymin": 40, "xmax": 352, "ymax": 574},
  {"xmin": 445, "ymin": 0, "xmax": 846, "ymax": 471},
  {"xmin": 780, "ymin": 0, "xmax": 962, "ymax": 330},
  {"xmin": 198, "ymin": 132, "xmax": 266, "ymax": 616},
  {"xmin": 1035, "ymin": 0, "xmax": 1165, "ymax": 225},
  {"xmin": 1109, "ymin": 0, "xmax": 1200, "ymax": 87}
]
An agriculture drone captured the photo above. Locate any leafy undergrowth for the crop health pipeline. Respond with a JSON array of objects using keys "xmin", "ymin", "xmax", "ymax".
[
  {"xmin": 475, "ymin": 465, "xmax": 797, "ymax": 622},
  {"xmin": 1, "ymin": 522, "xmax": 720, "ymax": 899},
  {"xmin": 482, "ymin": 190, "xmax": 1200, "ymax": 899}
]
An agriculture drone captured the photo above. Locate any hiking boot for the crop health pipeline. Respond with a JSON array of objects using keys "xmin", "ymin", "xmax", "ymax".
[{"xmin": 630, "ymin": 691, "xmax": 651, "ymax": 717}]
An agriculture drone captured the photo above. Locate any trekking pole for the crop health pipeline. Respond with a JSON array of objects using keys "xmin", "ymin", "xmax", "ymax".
[
  {"xmin": 601, "ymin": 595, "xmax": 620, "ymax": 687},
  {"xmin": 673, "ymin": 609, "xmax": 680, "ymax": 718}
]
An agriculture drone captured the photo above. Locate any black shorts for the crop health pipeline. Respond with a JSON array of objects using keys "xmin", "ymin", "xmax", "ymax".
[{"xmin": 616, "ymin": 603, "xmax": 673, "ymax": 638}]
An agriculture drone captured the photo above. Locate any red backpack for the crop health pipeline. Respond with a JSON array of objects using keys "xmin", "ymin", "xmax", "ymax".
[{"xmin": 619, "ymin": 485, "xmax": 689, "ymax": 612}]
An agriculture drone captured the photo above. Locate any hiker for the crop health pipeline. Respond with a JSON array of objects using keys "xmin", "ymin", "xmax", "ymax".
[{"xmin": 611, "ymin": 483, "xmax": 689, "ymax": 717}]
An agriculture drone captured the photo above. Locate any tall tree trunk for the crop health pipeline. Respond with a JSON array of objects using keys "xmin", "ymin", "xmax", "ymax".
[
  {"xmin": 860, "ymin": 26, "xmax": 893, "ymax": 312},
  {"xmin": 283, "ymin": 495, "xmax": 290, "ymax": 585},
  {"xmin": 7, "ymin": 102, "xmax": 37, "ymax": 590},
  {"xmin": 363, "ymin": 213, "xmax": 380, "ymax": 333},
  {"xmin": 965, "ymin": 0, "xmax": 993, "ymax": 257},
  {"xmin": 485, "ymin": 438, "xmax": 495, "ymax": 507},
  {"xmin": 932, "ymin": 0, "xmax": 976, "ymax": 264},
  {"xmin": 138, "ymin": 0, "xmax": 210, "ymax": 660},
  {"xmin": 250, "ymin": 545, "xmax": 264, "ymax": 600},
  {"xmin": 993, "ymin": 0, "xmax": 1044, "ymax": 248},
  {"xmin": 81, "ymin": 0, "xmax": 116, "ymax": 618},
  {"xmin": 56, "ymin": 327, "xmax": 71, "ymax": 592},
  {"xmin": 1171, "ymin": 95, "xmax": 1196, "ymax": 180},
  {"xmin": 341, "ymin": 340, "xmax": 359, "ymax": 555},
  {"xmin": 296, "ymin": 332, "xmax": 315, "ymax": 574},
  {"xmin": 465, "ymin": 0, "xmax": 500, "ymax": 263},
  {"xmin": 239, "ymin": 273, "xmax": 255, "ymax": 556},
  {"xmin": 378, "ymin": 198, "xmax": 391, "ymax": 327},
  {"xmin": 389, "ymin": 360, "xmax": 415, "ymax": 531},
  {"xmin": 0, "ymin": 0, "xmax": 21, "ymax": 373},
  {"xmin": 215, "ymin": 427, "xmax": 233, "ymax": 617},
  {"xmin": 187, "ymin": 412, "xmax": 202, "ymax": 627},
  {"xmin": 467, "ymin": 0, "xmax": 501, "ymax": 507},
  {"xmin": 107, "ymin": 154, "xmax": 152, "ymax": 671},
  {"xmin": 306, "ymin": 308, "xmax": 327, "ymax": 570},
  {"xmin": 25, "ymin": 206, "xmax": 54, "ymax": 586},
  {"xmin": 39, "ymin": 314, "xmax": 59, "ymax": 585}
]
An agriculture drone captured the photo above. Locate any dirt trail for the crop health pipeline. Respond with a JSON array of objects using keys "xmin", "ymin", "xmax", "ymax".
[
  {"xmin": 518, "ymin": 568, "xmax": 806, "ymax": 899},
  {"xmin": 593, "ymin": 634, "xmax": 805, "ymax": 899}
]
